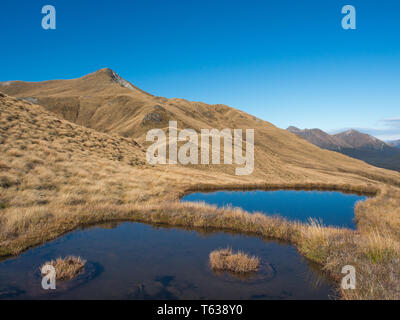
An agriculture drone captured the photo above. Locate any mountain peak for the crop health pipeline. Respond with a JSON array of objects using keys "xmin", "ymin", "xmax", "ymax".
[
  {"xmin": 336, "ymin": 129, "xmax": 368, "ymax": 139},
  {"xmin": 287, "ymin": 126, "xmax": 350, "ymax": 150},
  {"xmin": 86, "ymin": 68, "xmax": 125, "ymax": 82},
  {"xmin": 93, "ymin": 68, "xmax": 124, "ymax": 79},
  {"xmin": 92, "ymin": 67, "xmax": 115, "ymax": 76},
  {"xmin": 342, "ymin": 129, "xmax": 359, "ymax": 136},
  {"xmin": 97, "ymin": 67, "xmax": 114, "ymax": 73},
  {"xmin": 82, "ymin": 68, "xmax": 148, "ymax": 93},
  {"xmin": 287, "ymin": 126, "xmax": 301, "ymax": 133},
  {"xmin": 333, "ymin": 129, "xmax": 393, "ymax": 151}
]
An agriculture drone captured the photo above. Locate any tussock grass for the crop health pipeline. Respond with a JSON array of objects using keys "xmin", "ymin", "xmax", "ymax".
[
  {"xmin": 210, "ymin": 248, "xmax": 260, "ymax": 273},
  {"xmin": 297, "ymin": 218, "xmax": 345, "ymax": 264},
  {"xmin": 363, "ymin": 231, "xmax": 399, "ymax": 264},
  {"xmin": 43, "ymin": 256, "xmax": 86, "ymax": 281}
]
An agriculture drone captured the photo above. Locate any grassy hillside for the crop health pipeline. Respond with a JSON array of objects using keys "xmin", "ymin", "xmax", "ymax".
[
  {"xmin": 1, "ymin": 71, "xmax": 400, "ymax": 299},
  {"xmin": 2, "ymin": 69, "xmax": 400, "ymax": 183},
  {"xmin": 338, "ymin": 148, "xmax": 400, "ymax": 172}
]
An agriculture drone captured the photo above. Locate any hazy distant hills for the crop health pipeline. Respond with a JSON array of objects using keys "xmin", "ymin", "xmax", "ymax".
[
  {"xmin": 288, "ymin": 127, "xmax": 400, "ymax": 171},
  {"xmin": 388, "ymin": 139, "xmax": 400, "ymax": 148},
  {"xmin": 286, "ymin": 126, "xmax": 351, "ymax": 151}
]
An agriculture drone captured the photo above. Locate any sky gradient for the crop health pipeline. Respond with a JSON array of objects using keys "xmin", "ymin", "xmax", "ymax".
[{"xmin": 1, "ymin": 0, "xmax": 399, "ymax": 139}]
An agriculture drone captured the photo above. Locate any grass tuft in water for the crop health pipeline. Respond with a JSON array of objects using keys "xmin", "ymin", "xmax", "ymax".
[
  {"xmin": 209, "ymin": 247, "xmax": 260, "ymax": 274},
  {"xmin": 42, "ymin": 256, "xmax": 86, "ymax": 281}
]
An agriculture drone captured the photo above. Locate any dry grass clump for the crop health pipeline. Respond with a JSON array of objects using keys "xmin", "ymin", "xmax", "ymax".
[
  {"xmin": 363, "ymin": 231, "xmax": 399, "ymax": 264},
  {"xmin": 43, "ymin": 256, "xmax": 86, "ymax": 281},
  {"xmin": 298, "ymin": 218, "xmax": 345, "ymax": 264},
  {"xmin": 322, "ymin": 231, "xmax": 400, "ymax": 300},
  {"xmin": 209, "ymin": 248, "xmax": 260, "ymax": 273}
]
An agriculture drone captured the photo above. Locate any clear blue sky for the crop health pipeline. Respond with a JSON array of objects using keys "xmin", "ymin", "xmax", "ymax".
[{"xmin": 1, "ymin": 0, "xmax": 400, "ymax": 139}]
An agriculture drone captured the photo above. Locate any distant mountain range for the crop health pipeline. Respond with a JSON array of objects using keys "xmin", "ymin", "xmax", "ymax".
[
  {"xmin": 387, "ymin": 139, "xmax": 400, "ymax": 148},
  {"xmin": 287, "ymin": 127, "xmax": 400, "ymax": 171}
]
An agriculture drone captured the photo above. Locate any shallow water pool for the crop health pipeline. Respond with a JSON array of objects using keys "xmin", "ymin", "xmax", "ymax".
[
  {"xmin": 0, "ymin": 222, "xmax": 334, "ymax": 300},
  {"xmin": 182, "ymin": 190, "xmax": 367, "ymax": 229}
]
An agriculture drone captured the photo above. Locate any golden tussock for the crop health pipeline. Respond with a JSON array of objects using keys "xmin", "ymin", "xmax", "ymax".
[
  {"xmin": 42, "ymin": 256, "xmax": 86, "ymax": 281},
  {"xmin": 209, "ymin": 248, "xmax": 260, "ymax": 273}
]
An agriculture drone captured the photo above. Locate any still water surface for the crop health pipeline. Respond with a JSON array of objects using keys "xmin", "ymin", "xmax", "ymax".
[
  {"xmin": 0, "ymin": 222, "xmax": 334, "ymax": 300},
  {"xmin": 182, "ymin": 190, "xmax": 367, "ymax": 229}
]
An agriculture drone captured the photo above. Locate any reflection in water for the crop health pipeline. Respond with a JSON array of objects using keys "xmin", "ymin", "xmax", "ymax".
[
  {"xmin": 182, "ymin": 190, "xmax": 367, "ymax": 229},
  {"xmin": 211, "ymin": 262, "xmax": 276, "ymax": 282},
  {"xmin": 0, "ymin": 222, "xmax": 335, "ymax": 300}
]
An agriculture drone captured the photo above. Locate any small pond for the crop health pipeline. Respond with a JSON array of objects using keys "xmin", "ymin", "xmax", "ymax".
[
  {"xmin": 182, "ymin": 190, "xmax": 367, "ymax": 229},
  {"xmin": 0, "ymin": 222, "xmax": 334, "ymax": 300}
]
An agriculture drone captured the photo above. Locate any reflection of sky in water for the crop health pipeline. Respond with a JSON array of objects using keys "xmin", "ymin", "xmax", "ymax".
[
  {"xmin": 0, "ymin": 222, "xmax": 333, "ymax": 300},
  {"xmin": 183, "ymin": 190, "xmax": 367, "ymax": 229}
]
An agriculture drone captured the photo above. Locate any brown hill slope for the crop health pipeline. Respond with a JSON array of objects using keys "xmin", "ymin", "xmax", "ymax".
[{"xmin": 0, "ymin": 92, "xmax": 151, "ymax": 210}]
